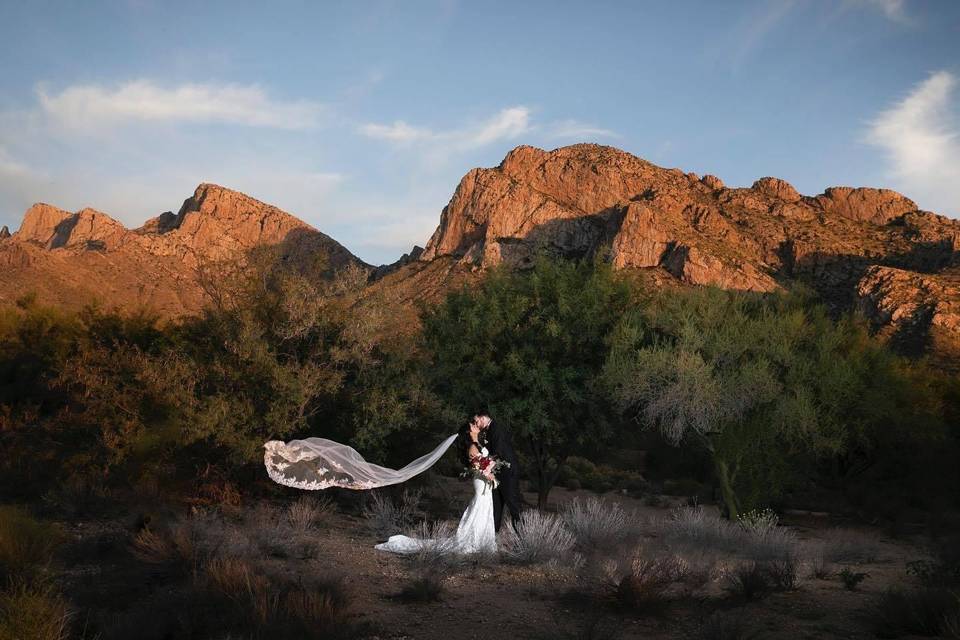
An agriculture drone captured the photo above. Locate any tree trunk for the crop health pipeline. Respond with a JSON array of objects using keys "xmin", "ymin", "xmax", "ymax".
[
  {"xmin": 714, "ymin": 457, "xmax": 739, "ymax": 520},
  {"xmin": 537, "ymin": 483, "xmax": 549, "ymax": 510},
  {"xmin": 536, "ymin": 454, "xmax": 567, "ymax": 510}
]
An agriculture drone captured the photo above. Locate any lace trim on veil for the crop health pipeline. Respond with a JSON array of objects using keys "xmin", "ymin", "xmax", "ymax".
[{"xmin": 263, "ymin": 433, "xmax": 458, "ymax": 491}]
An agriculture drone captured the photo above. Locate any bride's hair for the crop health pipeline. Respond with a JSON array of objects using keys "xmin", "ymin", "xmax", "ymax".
[{"xmin": 456, "ymin": 422, "xmax": 474, "ymax": 468}]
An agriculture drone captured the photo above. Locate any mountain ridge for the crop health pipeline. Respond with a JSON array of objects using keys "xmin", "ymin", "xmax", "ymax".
[
  {"xmin": 2, "ymin": 144, "xmax": 958, "ymax": 359},
  {"xmin": 0, "ymin": 182, "xmax": 368, "ymax": 316}
]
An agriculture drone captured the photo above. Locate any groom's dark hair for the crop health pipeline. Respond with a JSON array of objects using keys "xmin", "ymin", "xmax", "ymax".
[{"xmin": 471, "ymin": 404, "xmax": 491, "ymax": 418}]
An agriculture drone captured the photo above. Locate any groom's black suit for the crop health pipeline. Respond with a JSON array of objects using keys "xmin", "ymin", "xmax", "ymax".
[{"xmin": 482, "ymin": 420, "xmax": 523, "ymax": 532}]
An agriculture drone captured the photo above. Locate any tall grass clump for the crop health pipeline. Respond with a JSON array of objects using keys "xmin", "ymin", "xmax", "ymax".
[
  {"xmin": 562, "ymin": 497, "xmax": 631, "ymax": 550},
  {"xmin": 395, "ymin": 520, "xmax": 460, "ymax": 603},
  {"xmin": 735, "ymin": 508, "xmax": 798, "ymax": 563},
  {"xmin": 804, "ymin": 542, "xmax": 832, "ymax": 579},
  {"xmin": 286, "ymin": 495, "xmax": 334, "ymax": 533},
  {"xmin": 659, "ymin": 506, "xmax": 739, "ymax": 553},
  {"xmin": 501, "ymin": 511, "xmax": 574, "ymax": 565},
  {"xmin": 0, "ymin": 506, "xmax": 62, "ymax": 581},
  {"xmin": 200, "ymin": 556, "xmax": 356, "ymax": 638},
  {"xmin": 362, "ymin": 489, "xmax": 421, "ymax": 539},
  {"xmin": 723, "ymin": 561, "xmax": 772, "ymax": 601},
  {"xmin": 131, "ymin": 523, "xmax": 198, "ymax": 575},
  {"xmin": 0, "ymin": 581, "xmax": 71, "ymax": 640},
  {"xmin": 605, "ymin": 547, "xmax": 688, "ymax": 614}
]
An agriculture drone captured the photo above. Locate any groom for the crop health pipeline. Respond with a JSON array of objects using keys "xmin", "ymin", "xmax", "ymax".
[{"xmin": 474, "ymin": 408, "xmax": 523, "ymax": 532}]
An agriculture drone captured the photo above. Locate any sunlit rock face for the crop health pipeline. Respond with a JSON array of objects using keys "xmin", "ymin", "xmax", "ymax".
[
  {"xmin": 0, "ymin": 183, "xmax": 368, "ymax": 316},
  {"xmin": 421, "ymin": 144, "xmax": 960, "ymax": 355}
]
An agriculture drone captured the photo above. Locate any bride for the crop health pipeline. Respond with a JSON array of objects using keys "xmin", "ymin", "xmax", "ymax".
[
  {"xmin": 263, "ymin": 415, "xmax": 503, "ymax": 555},
  {"xmin": 375, "ymin": 417, "xmax": 496, "ymax": 555}
]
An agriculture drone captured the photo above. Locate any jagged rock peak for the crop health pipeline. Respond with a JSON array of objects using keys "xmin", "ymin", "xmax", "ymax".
[
  {"xmin": 752, "ymin": 177, "xmax": 801, "ymax": 202},
  {"xmin": 0, "ymin": 225, "xmax": 10, "ymax": 240},
  {"xmin": 16, "ymin": 203, "xmax": 75, "ymax": 245},
  {"xmin": 177, "ymin": 183, "xmax": 288, "ymax": 218},
  {"xmin": 171, "ymin": 182, "xmax": 317, "ymax": 252},
  {"xmin": 701, "ymin": 175, "xmax": 725, "ymax": 190},
  {"xmin": 815, "ymin": 186, "xmax": 916, "ymax": 225}
]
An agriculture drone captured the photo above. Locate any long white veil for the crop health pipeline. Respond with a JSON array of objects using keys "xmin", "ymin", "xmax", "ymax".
[{"xmin": 263, "ymin": 434, "xmax": 459, "ymax": 491}]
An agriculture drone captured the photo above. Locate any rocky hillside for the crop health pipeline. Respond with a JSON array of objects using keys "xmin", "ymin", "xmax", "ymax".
[
  {"xmin": 3, "ymin": 144, "xmax": 958, "ymax": 358},
  {"xmin": 417, "ymin": 144, "xmax": 960, "ymax": 356},
  {"xmin": 0, "ymin": 183, "xmax": 366, "ymax": 316}
]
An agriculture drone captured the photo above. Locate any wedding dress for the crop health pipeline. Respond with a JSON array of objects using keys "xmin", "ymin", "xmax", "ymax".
[
  {"xmin": 374, "ymin": 446, "xmax": 497, "ymax": 555},
  {"xmin": 263, "ymin": 434, "xmax": 497, "ymax": 554}
]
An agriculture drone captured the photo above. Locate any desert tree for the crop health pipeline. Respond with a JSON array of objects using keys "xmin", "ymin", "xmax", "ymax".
[
  {"xmin": 421, "ymin": 255, "xmax": 633, "ymax": 508},
  {"xmin": 602, "ymin": 285, "xmax": 918, "ymax": 519}
]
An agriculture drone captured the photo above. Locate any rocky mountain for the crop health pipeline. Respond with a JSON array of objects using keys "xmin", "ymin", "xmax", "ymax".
[
  {"xmin": 415, "ymin": 144, "xmax": 960, "ymax": 356},
  {"xmin": 0, "ymin": 183, "xmax": 367, "ymax": 316},
  {"xmin": 3, "ymin": 144, "xmax": 958, "ymax": 360}
]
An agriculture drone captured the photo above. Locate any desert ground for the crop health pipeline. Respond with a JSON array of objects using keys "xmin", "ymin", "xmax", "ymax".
[{"xmin": 47, "ymin": 474, "xmax": 950, "ymax": 640}]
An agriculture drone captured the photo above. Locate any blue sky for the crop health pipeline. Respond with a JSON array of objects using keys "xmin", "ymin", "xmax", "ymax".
[{"xmin": 1, "ymin": 0, "xmax": 958, "ymax": 265}]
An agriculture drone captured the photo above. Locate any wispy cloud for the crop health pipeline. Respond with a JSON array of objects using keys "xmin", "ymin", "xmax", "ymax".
[
  {"xmin": 37, "ymin": 80, "xmax": 325, "ymax": 132},
  {"xmin": 866, "ymin": 70, "xmax": 959, "ymax": 216},
  {"xmin": 0, "ymin": 146, "xmax": 34, "ymax": 180},
  {"xmin": 854, "ymin": 0, "xmax": 908, "ymax": 22},
  {"xmin": 359, "ymin": 120, "xmax": 432, "ymax": 143},
  {"xmin": 728, "ymin": 0, "xmax": 798, "ymax": 68},
  {"xmin": 360, "ymin": 106, "xmax": 532, "ymax": 150},
  {"xmin": 546, "ymin": 119, "xmax": 618, "ymax": 141}
]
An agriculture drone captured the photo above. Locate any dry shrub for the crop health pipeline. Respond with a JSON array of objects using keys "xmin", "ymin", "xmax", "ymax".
[
  {"xmin": 203, "ymin": 556, "xmax": 270, "ymax": 606},
  {"xmin": 406, "ymin": 521, "xmax": 458, "ymax": 571},
  {"xmin": 680, "ymin": 549, "xmax": 724, "ymax": 591},
  {"xmin": 281, "ymin": 581, "xmax": 353, "ymax": 630},
  {"xmin": 659, "ymin": 505, "xmax": 801, "ymax": 571},
  {"xmin": 200, "ymin": 556, "xmax": 354, "ymax": 637},
  {"xmin": 721, "ymin": 555, "xmax": 798, "ymax": 598},
  {"xmin": 838, "ymin": 567, "xmax": 868, "ymax": 590},
  {"xmin": 398, "ymin": 574, "xmax": 445, "ymax": 603},
  {"xmin": 190, "ymin": 463, "xmax": 244, "ymax": 507},
  {"xmin": 765, "ymin": 553, "xmax": 799, "ymax": 591},
  {"xmin": 501, "ymin": 510, "xmax": 574, "ymax": 565},
  {"xmin": 0, "ymin": 506, "xmax": 62, "ymax": 581},
  {"xmin": 245, "ymin": 503, "xmax": 318, "ymax": 559},
  {"xmin": 804, "ymin": 543, "xmax": 832, "ymax": 579},
  {"xmin": 362, "ymin": 489, "xmax": 421, "ymax": 539},
  {"xmin": 196, "ymin": 479, "xmax": 242, "ymax": 507},
  {"xmin": 723, "ymin": 562, "xmax": 772, "ymax": 601},
  {"xmin": 0, "ymin": 580, "xmax": 70, "ymax": 640},
  {"xmin": 606, "ymin": 547, "xmax": 688, "ymax": 614},
  {"xmin": 658, "ymin": 506, "xmax": 739, "ymax": 554},
  {"xmin": 131, "ymin": 524, "xmax": 196, "ymax": 570},
  {"xmin": 562, "ymin": 497, "xmax": 631, "ymax": 550},
  {"xmin": 397, "ymin": 521, "xmax": 459, "ymax": 603},
  {"xmin": 286, "ymin": 495, "xmax": 334, "ymax": 533}
]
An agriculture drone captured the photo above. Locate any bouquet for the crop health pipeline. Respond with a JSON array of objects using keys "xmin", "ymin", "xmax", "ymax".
[{"xmin": 461, "ymin": 454, "xmax": 511, "ymax": 489}]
